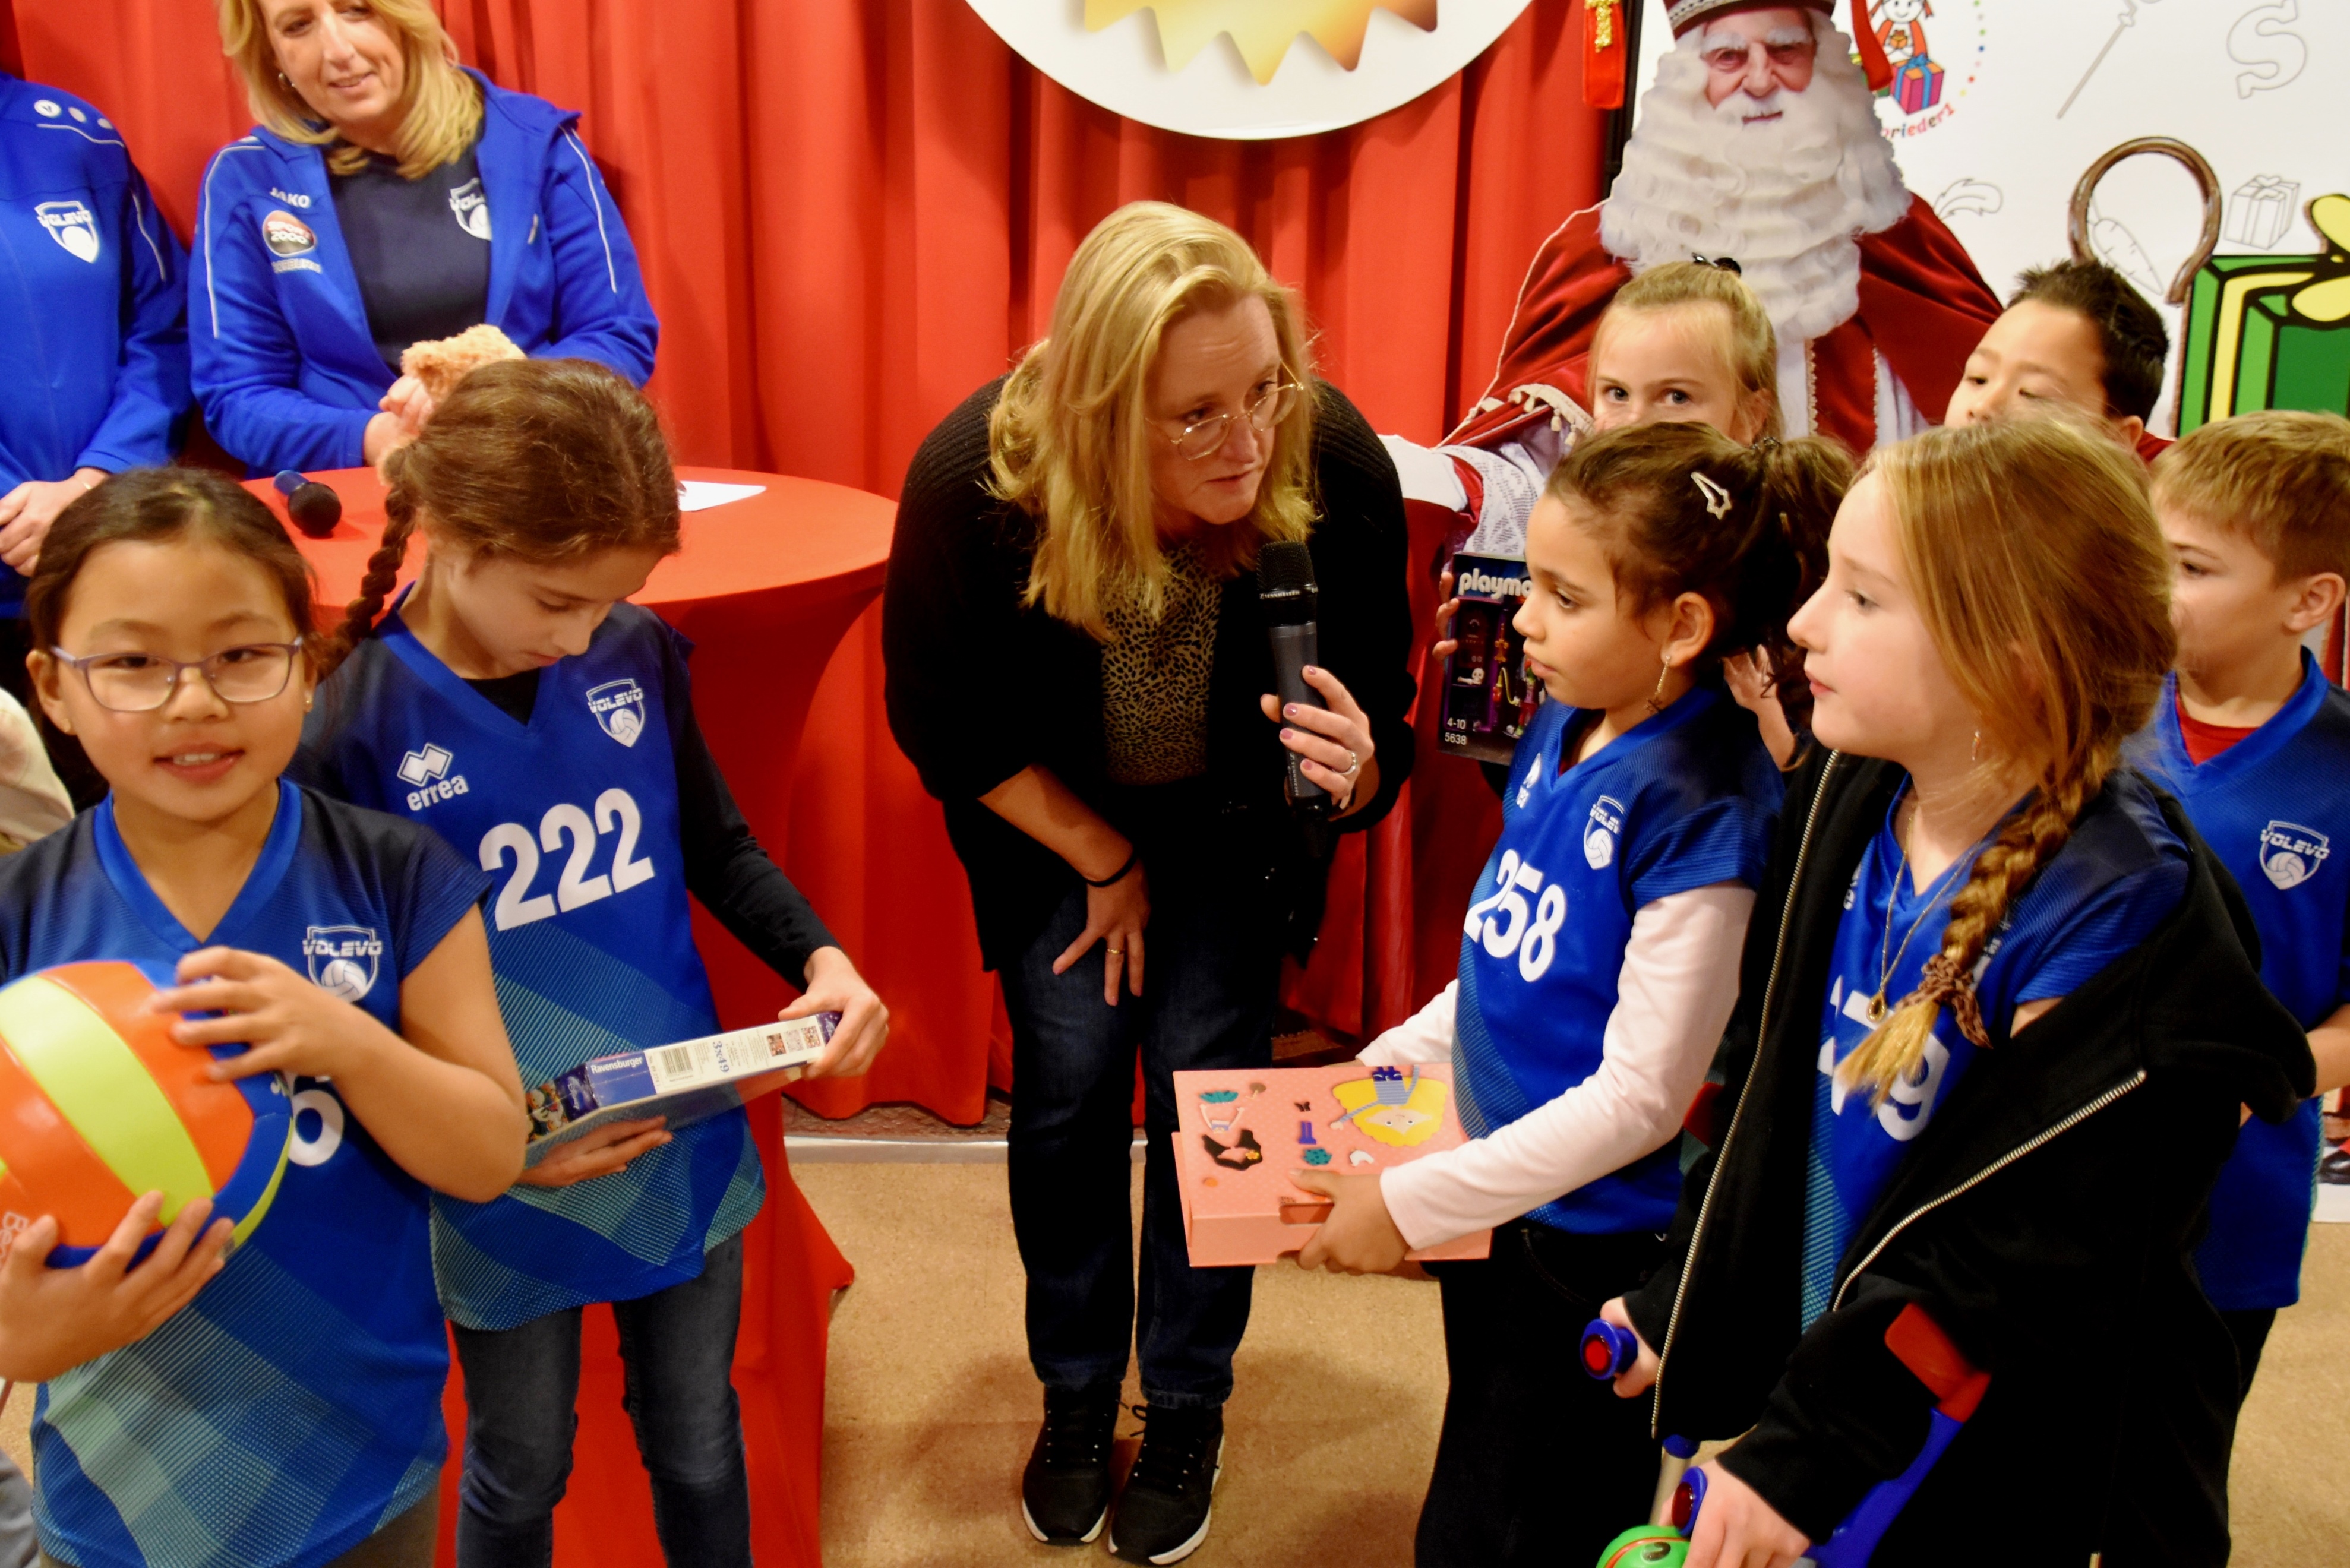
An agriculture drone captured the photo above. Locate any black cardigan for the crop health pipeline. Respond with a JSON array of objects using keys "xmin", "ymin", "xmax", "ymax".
[
  {"xmin": 1622, "ymin": 750, "xmax": 2311, "ymax": 1566},
  {"xmin": 883, "ymin": 378, "xmax": 1414, "ymax": 969}
]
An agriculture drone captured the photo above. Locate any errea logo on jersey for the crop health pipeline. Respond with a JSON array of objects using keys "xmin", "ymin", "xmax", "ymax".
[
  {"xmin": 396, "ymin": 744, "xmax": 470, "ymax": 811},
  {"xmin": 2259, "ymin": 821, "xmax": 2330, "ymax": 891},
  {"xmin": 304, "ymin": 925, "xmax": 383, "ymax": 1001},
  {"xmin": 588, "ymin": 679, "xmax": 646, "ymax": 747}
]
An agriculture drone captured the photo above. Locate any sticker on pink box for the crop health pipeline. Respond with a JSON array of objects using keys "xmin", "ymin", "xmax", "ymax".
[{"xmin": 1171, "ymin": 1063, "xmax": 1492, "ymax": 1266}]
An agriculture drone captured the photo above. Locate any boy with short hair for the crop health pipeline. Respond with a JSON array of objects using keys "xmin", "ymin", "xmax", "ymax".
[
  {"xmin": 1946, "ymin": 257, "xmax": 2171, "ymax": 456},
  {"xmin": 2129, "ymin": 409, "xmax": 2350, "ymax": 1402}
]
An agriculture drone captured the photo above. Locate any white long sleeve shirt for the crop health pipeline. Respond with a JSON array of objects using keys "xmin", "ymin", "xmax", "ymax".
[{"xmin": 1366, "ymin": 882, "xmax": 1755, "ymax": 1250}]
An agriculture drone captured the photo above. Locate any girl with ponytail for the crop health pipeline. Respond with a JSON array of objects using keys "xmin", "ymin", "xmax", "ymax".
[
  {"xmin": 292, "ymin": 358, "xmax": 887, "ymax": 1568},
  {"xmin": 1296, "ymin": 419, "xmax": 1846, "ymax": 1565},
  {"xmin": 1597, "ymin": 418, "xmax": 2314, "ymax": 1568}
]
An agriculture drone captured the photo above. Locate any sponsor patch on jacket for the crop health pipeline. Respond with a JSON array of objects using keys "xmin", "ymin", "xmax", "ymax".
[{"xmin": 263, "ymin": 208, "xmax": 317, "ymax": 257}]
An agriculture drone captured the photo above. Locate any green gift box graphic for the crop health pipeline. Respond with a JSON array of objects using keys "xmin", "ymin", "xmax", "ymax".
[{"xmin": 2179, "ymin": 194, "xmax": 2350, "ymax": 434}]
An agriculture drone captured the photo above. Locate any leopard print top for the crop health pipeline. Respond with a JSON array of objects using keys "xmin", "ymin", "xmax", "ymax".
[{"xmin": 1101, "ymin": 543, "xmax": 1222, "ymax": 786}]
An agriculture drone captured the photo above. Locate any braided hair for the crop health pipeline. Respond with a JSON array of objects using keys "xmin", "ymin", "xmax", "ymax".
[
  {"xmin": 1834, "ymin": 417, "xmax": 2175, "ymax": 1104},
  {"xmin": 323, "ymin": 358, "xmax": 680, "ymax": 675}
]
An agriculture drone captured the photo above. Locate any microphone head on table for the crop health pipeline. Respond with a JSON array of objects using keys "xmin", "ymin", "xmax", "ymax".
[
  {"xmin": 1257, "ymin": 540, "xmax": 1317, "ymax": 626},
  {"xmin": 273, "ymin": 470, "xmax": 342, "ymax": 539}
]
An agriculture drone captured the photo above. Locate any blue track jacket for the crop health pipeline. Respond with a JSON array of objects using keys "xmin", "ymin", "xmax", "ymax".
[
  {"xmin": 191, "ymin": 70, "xmax": 657, "ymax": 475},
  {"xmin": 0, "ymin": 74, "xmax": 188, "ymax": 613}
]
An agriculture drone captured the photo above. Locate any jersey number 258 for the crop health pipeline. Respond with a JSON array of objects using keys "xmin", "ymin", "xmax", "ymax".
[{"xmin": 1463, "ymin": 849, "xmax": 1569, "ymax": 982}]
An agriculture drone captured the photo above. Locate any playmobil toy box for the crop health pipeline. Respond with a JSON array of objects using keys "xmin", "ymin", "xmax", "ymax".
[
  {"xmin": 1171, "ymin": 1063, "xmax": 1491, "ymax": 1266},
  {"xmin": 523, "ymin": 1013, "xmax": 838, "ymax": 1166},
  {"xmin": 1440, "ymin": 553, "xmax": 1544, "ymax": 764}
]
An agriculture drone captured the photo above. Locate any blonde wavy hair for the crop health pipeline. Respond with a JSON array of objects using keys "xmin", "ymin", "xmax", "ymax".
[
  {"xmin": 990, "ymin": 201, "xmax": 1318, "ymax": 640},
  {"xmin": 1836, "ymin": 417, "xmax": 2175, "ymax": 1104},
  {"xmin": 218, "ymin": 0, "xmax": 483, "ymax": 179},
  {"xmin": 1598, "ymin": 261, "xmax": 1783, "ymax": 441}
]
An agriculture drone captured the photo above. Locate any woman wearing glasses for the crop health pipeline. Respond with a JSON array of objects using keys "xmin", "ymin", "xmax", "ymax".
[{"xmin": 883, "ymin": 201, "xmax": 1412, "ymax": 1564}]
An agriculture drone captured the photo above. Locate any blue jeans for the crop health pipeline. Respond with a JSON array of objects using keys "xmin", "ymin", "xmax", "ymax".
[
  {"xmin": 1001, "ymin": 871, "xmax": 1281, "ymax": 1409},
  {"xmin": 451, "ymin": 1232, "xmax": 751, "ymax": 1568}
]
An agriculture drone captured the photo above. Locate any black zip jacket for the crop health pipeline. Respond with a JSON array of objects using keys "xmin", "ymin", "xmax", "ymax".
[{"xmin": 1622, "ymin": 750, "xmax": 2312, "ymax": 1566}]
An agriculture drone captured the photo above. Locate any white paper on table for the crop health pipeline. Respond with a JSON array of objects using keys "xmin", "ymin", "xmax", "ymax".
[{"xmin": 678, "ymin": 480, "xmax": 767, "ymax": 513}]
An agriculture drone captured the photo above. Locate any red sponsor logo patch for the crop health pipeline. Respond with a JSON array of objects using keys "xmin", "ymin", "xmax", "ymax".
[{"xmin": 262, "ymin": 209, "xmax": 317, "ymax": 257}]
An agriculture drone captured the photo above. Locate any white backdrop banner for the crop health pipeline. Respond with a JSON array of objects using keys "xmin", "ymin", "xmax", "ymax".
[
  {"xmin": 965, "ymin": 0, "xmax": 1534, "ymax": 140},
  {"xmin": 1629, "ymin": 0, "xmax": 2342, "ymax": 437}
]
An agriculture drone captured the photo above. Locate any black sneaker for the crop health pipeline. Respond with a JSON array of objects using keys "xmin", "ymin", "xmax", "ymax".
[
  {"xmin": 1106, "ymin": 1402, "xmax": 1224, "ymax": 1564},
  {"xmin": 1021, "ymin": 1386, "xmax": 1121, "ymax": 1545}
]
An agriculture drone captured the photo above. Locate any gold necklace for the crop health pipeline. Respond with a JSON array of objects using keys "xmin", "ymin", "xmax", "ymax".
[{"xmin": 1868, "ymin": 800, "xmax": 1972, "ymax": 1023}]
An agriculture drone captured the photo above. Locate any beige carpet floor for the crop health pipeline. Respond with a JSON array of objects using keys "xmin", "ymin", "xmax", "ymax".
[
  {"xmin": 4, "ymin": 1172, "xmax": 2343, "ymax": 1564},
  {"xmin": 801, "ymin": 1162, "xmax": 2350, "ymax": 1568}
]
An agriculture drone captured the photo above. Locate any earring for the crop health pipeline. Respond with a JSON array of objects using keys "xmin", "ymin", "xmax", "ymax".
[
  {"xmin": 1645, "ymin": 659, "xmax": 1671, "ymax": 716},
  {"xmin": 1970, "ymin": 729, "xmax": 1983, "ymax": 763}
]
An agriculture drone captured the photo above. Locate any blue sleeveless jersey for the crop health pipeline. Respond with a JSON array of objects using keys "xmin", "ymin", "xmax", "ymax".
[
  {"xmin": 2130, "ymin": 656, "xmax": 2350, "ymax": 1311},
  {"xmin": 1800, "ymin": 770, "xmax": 2188, "ymax": 1328},
  {"xmin": 1455, "ymin": 688, "xmax": 1780, "ymax": 1234},
  {"xmin": 0, "ymin": 782, "xmax": 485, "ymax": 1568},
  {"xmin": 295, "ymin": 600, "xmax": 762, "ymax": 1330}
]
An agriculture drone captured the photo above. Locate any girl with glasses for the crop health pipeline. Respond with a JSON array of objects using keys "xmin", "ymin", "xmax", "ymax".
[
  {"xmin": 0, "ymin": 466, "xmax": 528, "ymax": 1568},
  {"xmin": 884, "ymin": 201, "xmax": 1414, "ymax": 1563}
]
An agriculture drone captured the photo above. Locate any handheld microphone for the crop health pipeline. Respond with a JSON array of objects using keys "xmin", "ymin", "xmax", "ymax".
[
  {"xmin": 1258, "ymin": 540, "xmax": 1327, "ymax": 817},
  {"xmin": 272, "ymin": 470, "xmax": 342, "ymax": 539}
]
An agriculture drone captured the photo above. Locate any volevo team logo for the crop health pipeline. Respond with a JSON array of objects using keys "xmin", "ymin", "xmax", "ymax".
[
  {"xmin": 2259, "ymin": 821, "xmax": 2330, "ymax": 891},
  {"xmin": 305, "ymin": 925, "xmax": 383, "ymax": 1001},
  {"xmin": 1584, "ymin": 796, "xmax": 1625, "ymax": 870},
  {"xmin": 35, "ymin": 201, "xmax": 100, "ymax": 263},
  {"xmin": 588, "ymin": 679, "xmax": 646, "ymax": 747}
]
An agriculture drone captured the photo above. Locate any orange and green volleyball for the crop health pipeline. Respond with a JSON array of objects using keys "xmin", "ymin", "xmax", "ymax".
[{"xmin": 0, "ymin": 960, "xmax": 292, "ymax": 1268}]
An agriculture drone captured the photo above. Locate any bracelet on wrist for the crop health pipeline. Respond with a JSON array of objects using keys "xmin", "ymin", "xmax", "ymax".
[{"xmin": 1083, "ymin": 847, "xmax": 1140, "ymax": 888}]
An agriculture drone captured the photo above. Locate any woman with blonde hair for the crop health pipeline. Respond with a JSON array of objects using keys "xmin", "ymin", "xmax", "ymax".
[
  {"xmin": 191, "ymin": 0, "xmax": 657, "ymax": 474},
  {"xmin": 884, "ymin": 200, "xmax": 1413, "ymax": 1563},
  {"xmin": 1592, "ymin": 416, "xmax": 2311, "ymax": 1566}
]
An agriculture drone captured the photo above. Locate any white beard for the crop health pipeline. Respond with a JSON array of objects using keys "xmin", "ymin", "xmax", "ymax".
[{"xmin": 1599, "ymin": 26, "xmax": 1913, "ymax": 345}]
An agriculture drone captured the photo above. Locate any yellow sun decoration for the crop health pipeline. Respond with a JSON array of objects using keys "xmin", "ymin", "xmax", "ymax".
[{"xmin": 1087, "ymin": 0, "xmax": 1441, "ymax": 85}]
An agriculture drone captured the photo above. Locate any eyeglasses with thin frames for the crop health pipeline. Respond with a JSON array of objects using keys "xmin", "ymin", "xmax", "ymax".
[
  {"xmin": 49, "ymin": 641, "xmax": 307, "ymax": 713},
  {"xmin": 1164, "ymin": 379, "xmax": 1304, "ymax": 461}
]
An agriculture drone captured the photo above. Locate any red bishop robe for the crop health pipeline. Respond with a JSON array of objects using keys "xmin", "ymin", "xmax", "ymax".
[{"xmin": 1447, "ymin": 197, "xmax": 2001, "ymax": 457}]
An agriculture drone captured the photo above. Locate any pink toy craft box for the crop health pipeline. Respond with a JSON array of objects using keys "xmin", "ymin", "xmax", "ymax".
[{"xmin": 1171, "ymin": 1063, "xmax": 1491, "ymax": 1266}]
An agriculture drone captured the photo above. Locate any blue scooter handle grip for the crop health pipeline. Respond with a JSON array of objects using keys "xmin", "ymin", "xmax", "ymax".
[
  {"xmin": 1669, "ymin": 1465, "xmax": 1708, "ymax": 1537},
  {"xmin": 1580, "ymin": 1318, "xmax": 1639, "ymax": 1380}
]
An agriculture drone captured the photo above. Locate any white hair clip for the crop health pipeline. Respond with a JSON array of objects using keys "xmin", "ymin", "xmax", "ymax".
[{"xmin": 1692, "ymin": 471, "xmax": 1733, "ymax": 519}]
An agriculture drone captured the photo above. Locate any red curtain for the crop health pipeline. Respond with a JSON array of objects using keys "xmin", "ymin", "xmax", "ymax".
[
  {"xmin": 7, "ymin": 3, "xmax": 1604, "ymax": 1561},
  {"xmin": 4, "ymin": 0, "xmax": 1598, "ymax": 1128},
  {"xmin": 7, "ymin": 0, "xmax": 1604, "ymax": 1126}
]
